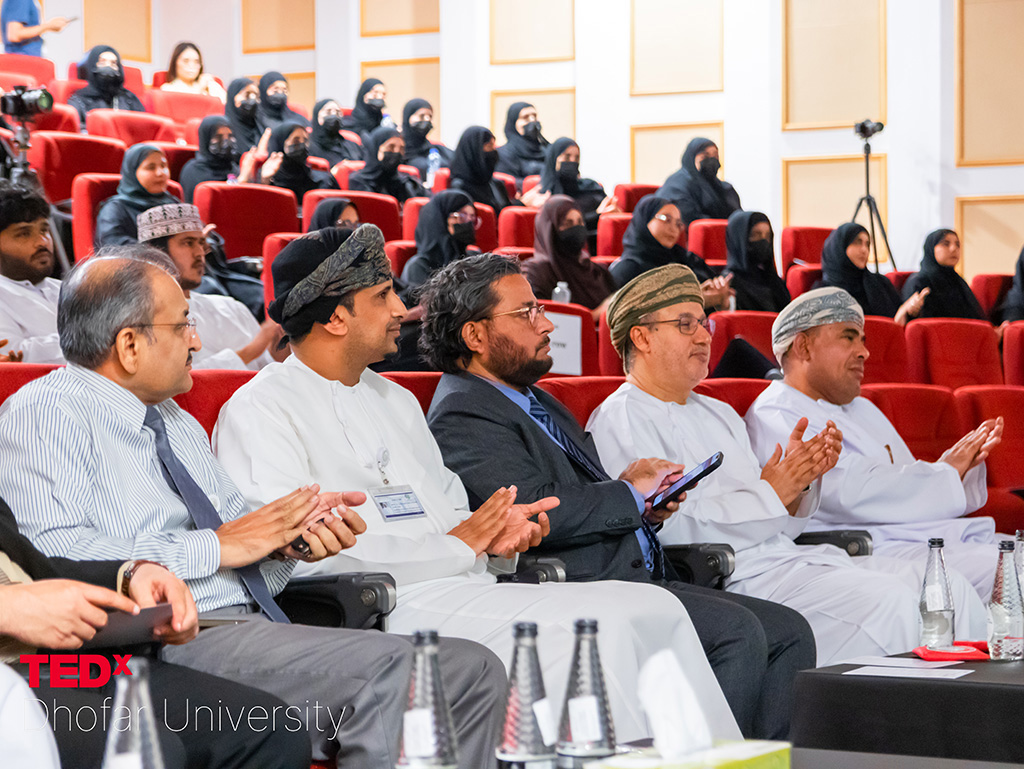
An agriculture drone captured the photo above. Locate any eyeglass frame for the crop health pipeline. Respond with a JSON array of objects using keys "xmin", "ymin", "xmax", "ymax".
[
  {"xmin": 653, "ymin": 213, "xmax": 685, "ymax": 230},
  {"xmin": 643, "ymin": 313, "xmax": 715, "ymax": 336},
  {"xmin": 133, "ymin": 317, "xmax": 199, "ymax": 337},
  {"xmin": 448, "ymin": 210, "xmax": 483, "ymax": 230},
  {"xmin": 486, "ymin": 303, "xmax": 547, "ymax": 326}
]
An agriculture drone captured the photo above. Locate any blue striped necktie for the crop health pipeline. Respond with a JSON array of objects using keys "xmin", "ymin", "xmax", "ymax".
[
  {"xmin": 525, "ymin": 390, "xmax": 665, "ymax": 579},
  {"xmin": 145, "ymin": 406, "xmax": 290, "ymax": 623}
]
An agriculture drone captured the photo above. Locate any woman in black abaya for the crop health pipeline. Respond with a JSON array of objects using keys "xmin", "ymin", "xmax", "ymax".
[
  {"xmin": 69, "ymin": 45, "xmax": 145, "ymax": 125},
  {"xmin": 256, "ymin": 72, "xmax": 309, "ymax": 133},
  {"xmin": 342, "ymin": 78, "xmax": 389, "ymax": 145},
  {"xmin": 401, "ymin": 98, "xmax": 453, "ymax": 181},
  {"xmin": 309, "ymin": 99, "xmax": 364, "ymax": 166},
  {"xmin": 180, "ymin": 115, "xmax": 258, "ymax": 203},
  {"xmin": 724, "ymin": 211, "xmax": 790, "ymax": 312},
  {"xmin": 348, "ymin": 127, "xmax": 428, "ymax": 204},
  {"xmin": 225, "ymin": 78, "xmax": 262, "ymax": 153},
  {"xmin": 400, "ymin": 190, "xmax": 476, "ymax": 300},
  {"xmin": 495, "ymin": 102, "xmax": 548, "ymax": 182},
  {"xmin": 902, "ymin": 229, "xmax": 985, "ymax": 319},
  {"xmin": 656, "ymin": 137, "xmax": 741, "ymax": 224},
  {"xmin": 449, "ymin": 126, "xmax": 520, "ymax": 214},
  {"xmin": 260, "ymin": 122, "xmax": 338, "ymax": 202}
]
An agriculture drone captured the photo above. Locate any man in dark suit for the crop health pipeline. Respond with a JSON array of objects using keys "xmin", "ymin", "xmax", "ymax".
[
  {"xmin": 0, "ymin": 494, "xmax": 311, "ymax": 769},
  {"xmin": 420, "ymin": 253, "xmax": 816, "ymax": 741}
]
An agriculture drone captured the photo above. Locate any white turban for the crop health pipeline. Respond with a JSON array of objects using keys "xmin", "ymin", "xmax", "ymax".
[{"xmin": 771, "ymin": 287, "xmax": 864, "ymax": 362}]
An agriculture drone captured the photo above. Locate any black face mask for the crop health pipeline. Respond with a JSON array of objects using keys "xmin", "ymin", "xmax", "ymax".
[
  {"xmin": 284, "ymin": 142, "xmax": 308, "ymax": 163},
  {"xmin": 408, "ymin": 120, "xmax": 432, "ymax": 138},
  {"xmin": 746, "ymin": 238, "xmax": 773, "ymax": 266},
  {"xmin": 208, "ymin": 137, "xmax": 237, "ymax": 161},
  {"xmin": 321, "ymin": 115, "xmax": 343, "ymax": 134},
  {"xmin": 265, "ymin": 92, "xmax": 288, "ymax": 111},
  {"xmin": 451, "ymin": 221, "xmax": 476, "ymax": 249},
  {"xmin": 522, "ymin": 121, "xmax": 542, "ymax": 140},
  {"xmin": 556, "ymin": 224, "xmax": 588, "ymax": 257},
  {"xmin": 380, "ymin": 151, "xmax": 402, "ymax": 174},
  {"xmin": 483, "ymin": 149, "xmax": 499, "ymax": 175},
  {"xmin": 365, "ymin": 97, "xmax": 386, "ymax": 112},
  {"xmin": 557, "ymin": 161, "xmax": 580, "ymax": 188},
  {"xmin": 699, "ymin": 156, "xmax": 721, "ymax": 179},
  {"xmin": 236, "ymin": 97, "xmax": 259, "ymax": 121},
  {"xmin": 92, "ymin": 66, "xmax": 123, "ymax": 92}
]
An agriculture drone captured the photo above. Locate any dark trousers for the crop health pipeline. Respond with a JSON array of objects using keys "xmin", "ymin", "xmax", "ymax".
[
  {"xmin": 28, "ymin": 658, "xmax": 311, "ymax": 769},
  {"xmin": 658, "ymin": 580, "xmax": 816, "ymax": 740}
]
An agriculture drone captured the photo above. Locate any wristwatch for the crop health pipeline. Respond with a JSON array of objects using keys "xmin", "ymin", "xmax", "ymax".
[{"xmin": 118, "ymin": 559, "xmax": 166, "ymax": 597}]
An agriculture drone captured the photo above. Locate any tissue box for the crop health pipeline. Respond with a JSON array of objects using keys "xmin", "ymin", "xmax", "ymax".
[{"xmin": 584, "ymin": 741, "xmax": 790, "ymax": 769}]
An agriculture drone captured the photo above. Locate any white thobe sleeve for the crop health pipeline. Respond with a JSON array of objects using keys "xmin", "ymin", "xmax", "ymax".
[
  {"xmin": 0, "ymin": 319, "xmax": 64, "ymax": 364},
  {"xmin": 0, "ymin": 666, "xmax": 60, "ymax": 769}
]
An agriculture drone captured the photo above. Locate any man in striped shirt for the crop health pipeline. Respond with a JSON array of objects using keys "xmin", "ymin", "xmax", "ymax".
[{"xmin": 0, "ymin": 251, "xmax": 506, "ymax": 769}]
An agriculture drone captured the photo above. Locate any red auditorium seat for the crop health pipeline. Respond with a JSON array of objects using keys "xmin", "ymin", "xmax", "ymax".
[
  {"xmin": 612, "ymin": 184, "xmax": 658, "ymax": 213},
  {"xmin": 151, "ymin": 71, "xmax": 224, "ymax": 89},
  {"xmin": 498, "ymin": 206, "xmax": 537, "ymax": 248},
  {"xmin": 47, "ymin": 79, "xmax": 87, "ymax": 104},
  {"xmin": 493, "ymin": 246, "xmax": 534, "ymax": 261},
  {"xmin": 0, "ymin": 362, "xmax": 58, "ymax": 404},
  {"xmin": 86, "ymin": 109, "xmax": 179, "ymax": 144},
  {"xmin": 887, "ymin": 271, "xmax": 913, "ymax": 293},
  {"xmin": 591, "ymin": 255, "xmax": 617, "ymax": 268},
  {"xmin": 538, "ymin": 300, "xmax": 599, "ymax": 376},
  {"xmin": 287, "ymin": 102, "xmax": 310, "ymax": 121},
  {"xmin": 381, "ymin": 372, "xmax": 442, "ymax": 414},
  {"xmin": 384, "ymin": 240, "xmax": 417, "ymax": 277},
  {"xmin": 597, "ymin": 310, "xmax": 621, "ymax": 375},
  {"xmin": 693, "ymin": 378, "xmax": 770, "ymax": 417},
  {"xmin": 144, "ymin": 90, "xmax": 223, "ymax": 126},
  {"xmin": 183, "ymin": 117, "xmax": 202, "ymax": 146},
  {"xmin": 149, "ymin": 141, "xmax": 197, "ymax": 181},
  {"xmin": 688, "ymin": 219, "xmax": 729, "ymax": 266},
  {"xmin": 0, "ymin": 72, "xmax": 36, "ymax": 90},
  {"xmin": 905, "ymin": 318, "xmax": 1002, "ymax": 388},
  {"xmin": 709, "ymin": 311, "xmax": 777, "ymax": 372},
  {"xmin": 493, "ymin": 172, "xmax": 517, "ymax": 199},
  {"xmin": 970, "ymin": 274, "xmax": 1013, "ymax": 321},
  {"xmin": 72, "ymin": 174, "xmax": 182, "ymax": 260},
  {"xmin": 780, "ymin": 226, "xmax": 831, "ymax": 276},
  {"xmin": 862, "ymin": 316, "xmax": 908, "ymax": 384},
  {"xmin": 1004, "ymin": 322, "xmax": 1024, "ymax": 386},
  {"xmin": 173, "ymin": 369, "xmax": 257, "ymax": 439},
  {"xmin": 401, "ymin": 197, "xmax": 430, "ymax": 240},
  {"xmin": 535, "ymin": 376, "xmax": 625, "ymax": 426},
  {"xmin": 860, "ymin": 383, "xmax": 961, "ymax": 461},
  {"xmin": 27, "ymin": 131, "xmax": 125, "ymax": 203},
  {"xmin": 29, "ymin": 102, "xmax": 80, "ymax": 132},
  {"xmin": 302, "ymin": 190, "xmax": 401, "ymax": 240},
  {"xmin": 522, "ymin": 175, "xmax": 541, "ymax": 193},
  {"xmin": 261, "ymin": 232, "xmax": 302, "ymax": 307},
  {"xmin": 0, "ymin": 53, "xmax": 55, "ymax": 85},
  {"xmin": 474, "ymin": 203, "xmax": 498, "ymax": 253},
  {"xmin": 194, "ymin": 182, "xmax": 299, "ymax": 262},
  {"xmin": 596, "ymin": 213, "xmax": 632, "ymax": 256},
  {"xmin": 431, "ymin": 167, "xmax": 450, "ymax": 193},
  {"xmin": 785, "ymin": 265, "xmax": 821, "ymax": 299}
]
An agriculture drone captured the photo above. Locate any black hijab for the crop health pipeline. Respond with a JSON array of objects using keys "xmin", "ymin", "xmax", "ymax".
[
  {"xmin": 225, "ymin": 77, "xmax": 260, "ymax": 152},
  {"xmin": 656, "ymin": 137, "xmax": 741, "ymax": 224},
  {"xmin": 610, "ymin": 194, "xmax": 717, "ymax": 288},
  {"xmin": 256, "ymin": 71, "xmax": 308, "ymax": 132},
  {"xmin": 310, "ymin": 99, "xmax": 363, "ymax": 166},
  {"xmin": 180, "ymin": 115, "xmax": 238, "ymax": 203},
  {"xmin": 449, "ymin": 125, "xmax": 507, "ymax": 211},
  {"xmin": 348, "ymin": 126, "xmax": 425, "ymax": 202},
  {"xmin": 820, "ymin": 222, "xmax": 901, "ymax": 317},
  {"xmin": 1004, "ymin": 245, "xmax": 1024, "ymax": 322},
  {"xmin": 902, "ymin": 229, "xmax": 985, "ymax": 320},
  {"xmin": 308, "ymin": 197, "xmax": 358, "ymax": 233},
  {"xmin": 401, "ymin": 190, "xmax": 474, "ymax": 294},
  {"xmin": 498, "ymin": 102, "xmax": 547, "ymax": 167},
  {"xmin": 266, "ymin": 121, "xmax": 328, "ymax": 200},
  {"xmin": 342, "ymin": 78, "xmax": 386, "ymax": 138},
  {"xmin": 725, "ymin": 211, "xmax": 790, "ymax": 312},
  {"xmin": 539, "ymin": 137, "xmax": 604, "ymax": 198},
  {"xmin": 402, "ymin": 98, "xmax": 434, "ymax": 159},
  {"xmin": 69, "ymin": 45, "xmax": 143, "ymax": 117}
]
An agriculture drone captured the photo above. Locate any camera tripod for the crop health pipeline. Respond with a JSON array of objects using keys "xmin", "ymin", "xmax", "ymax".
[{"xmin": 850, "ymin": 136, "xmax": 896, "ymax": 271}]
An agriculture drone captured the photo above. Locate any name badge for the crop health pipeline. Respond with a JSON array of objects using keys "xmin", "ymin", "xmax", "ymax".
[{"xmin": 370, "ymin": 485, "xmax": 427, "ymax": 521}]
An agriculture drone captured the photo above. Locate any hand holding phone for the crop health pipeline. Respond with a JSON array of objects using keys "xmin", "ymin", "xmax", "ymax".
[{"xmin": 646, "ymin": 451, "xmax": 724, "ymax": 511}]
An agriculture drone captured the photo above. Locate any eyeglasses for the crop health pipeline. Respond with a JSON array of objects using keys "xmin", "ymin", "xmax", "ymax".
[
  {"xmin": 645, "ymin": 315, "xmax": 715, "ymax": 336},
  {"xmin": 135, "ymin": 318, "xmax": 198, "ymax": 336},
  {"xmin": 488, "ymin": 304, "xmax": 547, "ymax": 326},
  {"xmin": 653, "ymin": 213, "xmax": 685, "ymax": 229},
  {"xmin": 449, "ymin": 211, "xmax": 483, "ymax": 229}
]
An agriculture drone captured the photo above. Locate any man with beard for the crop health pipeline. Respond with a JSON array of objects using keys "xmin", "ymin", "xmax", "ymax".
[
  {"xmin": 421, "ymin": 252, "xmax": 816, "ymax": 742},
  {"xmin": 213, "ymin": 226, "xmax": 744, "ymax": 743},
  {"xmin": 137, "ymin": 204, "xmax": 280, "ymax": 370}
]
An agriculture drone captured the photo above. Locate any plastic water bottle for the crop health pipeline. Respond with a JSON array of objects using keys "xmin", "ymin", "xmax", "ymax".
[
  {"xmin": 101, "ymin": 658, "xmax": 166, "ymax": 769},
  {"xmin": 426, "ymin": 147, "xmax": 441, "ymax": 190},
  {"xmin": 556, "ymin": 619, "xmax": 615, "ymax": 769},
  {"xmin": 919, "ymin": 537, "xmax": 955, "ymax": 649},
  {"xmin": 397, "ymin": 630, "xmax": 459, "ymax": 769},
  {"xmin": 988, "ymin": 540, "xmax": 1024, "ymax": 661},
  {"xmin": 1014, "ymin": 530, "xmax": 1024, "ymax": 588},
  {"xmin": 496, "ymin": 622, "xmax": 557, "ymax": 769},
  {"xmin": 551, "ymin": 281, "xmax": 572, "ymax": 304}
]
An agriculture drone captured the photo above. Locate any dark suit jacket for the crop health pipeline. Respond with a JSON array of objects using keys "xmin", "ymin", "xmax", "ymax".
[
  {"xmin": 0, "ymin": 496, "xmax": 121, "ymax": 587},
  {"xmin": 428, "ymin": 372, "xmax": 657, "ymax": 583}
]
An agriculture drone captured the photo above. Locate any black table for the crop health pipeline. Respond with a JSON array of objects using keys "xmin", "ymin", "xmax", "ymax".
[
  {"xmin": 791, "ymin": 659, "xmax": 1024, "ymax": 764},
  {"xmin": 792, "ymin": 748, "xmax": 1022, "ymax": 768}
]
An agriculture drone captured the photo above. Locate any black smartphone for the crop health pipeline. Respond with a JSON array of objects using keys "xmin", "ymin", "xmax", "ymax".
[{"xmin": 646, "ymin": 451, "xmax": 724, "ymax": 511}]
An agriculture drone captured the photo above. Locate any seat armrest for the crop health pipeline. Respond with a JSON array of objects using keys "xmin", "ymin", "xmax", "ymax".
[
  {"xmin": 794, "ymin": 530, "xmax": 873, "ymax": 557},
  {"xmin": 277, "ymin": 572, "xmax": 397, "ymax": 630},
  {"xmin": 664, "ymin": 543, "xmax": 735, "ymax": 590},
  {"xmin": 496, "ymin": 555, "xmax": 567, "ymax": 584}
]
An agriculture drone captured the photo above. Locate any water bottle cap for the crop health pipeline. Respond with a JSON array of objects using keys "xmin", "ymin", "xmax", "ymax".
[
  {"xmin": 574, "ymin": 618, "xmax": 598, "ymax": 632},
  {"xmin": 1000, "ymin": 540, "xmax": 1016, "ymax": 552},
  {"xmin": 412, "ymin": 629, "xmax": 440, "ymax": 644},
  {"xmin": 928, "ymin": 538, "xmax": 944, "ymax": 547},
  {"xmin": 513, "ymin": 621, "xmax": 538, "ymax": 637}
]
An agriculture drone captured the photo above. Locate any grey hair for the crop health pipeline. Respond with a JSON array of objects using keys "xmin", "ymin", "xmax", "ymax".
[{"xmin": 58, "ymin": 251, "xmax": 176, "ymax": 368}]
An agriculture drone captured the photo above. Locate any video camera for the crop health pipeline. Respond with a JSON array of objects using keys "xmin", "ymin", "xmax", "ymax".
[
  {"xmin": 1, "ymin": 85, "xmax": 53, "ymax": 121},
  {"xmin": 854, "ymin": 119, "xmax": 884, "ymax": 140}
]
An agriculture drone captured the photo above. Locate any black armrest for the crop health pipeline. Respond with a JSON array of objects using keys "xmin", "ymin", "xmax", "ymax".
[
  {"xmin": 277, "ymin": 572, "xmax": 397, "ymax": 631},
  {"xmin": 794, "ymin": 530, "xmax": 873, "ymax": 556},
  {"xmin": 496, "ymin": 555, "xmax": 568, "ymax": 584},
  {"xmin": 664, "ymin": 543, "xmax": 735, "ymax": 590}
]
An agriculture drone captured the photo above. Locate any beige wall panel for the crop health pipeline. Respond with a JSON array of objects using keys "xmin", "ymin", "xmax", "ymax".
[
  {"xmin": 84, "ymin": 0, "xmax": 151, "ymax": 62},
  {"xmin": 361, "ymin": 58, "xmax": 441, "ymax": 135},
  {"xmin": 955, "ymin": 196, "xmax": 1024, "ymax": 281},
  {"xmin": 783, "ymin": 155, "xmax": 888, "ymax": 260},
  {"xmin": 361, "ymin": 0, "xmax": 439, "ymax": 37},
  {"xmin": 286, "ymin": 72, "xmax": 316, "ymax": 117},
  {"xmin": 630, "ymin": 123, "xmax": 724, "ymax": 184},
  {"xmin": 242, "ymin": 0, "xmax": 315, "ymax": 53},
  {"xmin": 490, "ymin": 0, "xmax": 574, "ymax": 64},
  {"xmin": 783, "ymin": 0, "xmax": 885, "ymax": 129},
  {"xmin": 491, "ymin": 89, "xmax": 576, "ymax": 147},
  {"xmin": 631, "ymin": 0, "xmax": 722, "ymax": 95},
  {"xmin": 957, "ymin": 0, "xmax": 1024, "ymax": 165}
]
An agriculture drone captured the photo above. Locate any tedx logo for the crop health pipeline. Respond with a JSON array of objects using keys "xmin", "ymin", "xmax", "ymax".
[{"xmin": 20, "ymin": 654, "xmax": 133, "ymax": 688}]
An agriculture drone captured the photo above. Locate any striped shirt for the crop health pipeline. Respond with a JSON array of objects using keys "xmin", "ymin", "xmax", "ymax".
[{"xmin": 0, "ymin": 365, "xmax": 294, "ymax": 612}]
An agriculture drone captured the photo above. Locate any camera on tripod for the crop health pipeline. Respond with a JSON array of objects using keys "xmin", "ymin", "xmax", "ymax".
[
  {"xmin": 1, "ymin": 85, "xmax": 53, "ymax": 121},
  {"xmin": 854, "ymin": 119, "xmax": 884, "ymax": 140}
]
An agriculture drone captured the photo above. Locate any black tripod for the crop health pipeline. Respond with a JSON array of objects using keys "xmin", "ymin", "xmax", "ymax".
[{"xmin": 850, "ymin": 137, "xmax": 896, "ymax": 272}]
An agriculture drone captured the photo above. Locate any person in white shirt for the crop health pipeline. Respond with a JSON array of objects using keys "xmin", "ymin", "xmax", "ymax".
[
  {"xmin": 745, "ymin": 287, "xmax": 1004, "ymax": 599},
  {"xmin": 0, "ymin": 181, "xmax": 62, "ymax": 363},
  {"xmin": 136, "ymin": 203, "xmax": 280, "ymax": 370},
  {"xmin": 213, "ymin": 224, "xmax": 744, "ymax": 744},
  {"xmin": 587, "ymin": 265, "xmax": 986, "ymax": 662}
]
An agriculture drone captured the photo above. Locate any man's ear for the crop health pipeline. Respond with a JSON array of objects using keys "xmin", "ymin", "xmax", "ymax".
[
  {"xmin": 791, "ymin": 331, "xmax": 812, "ymax": 362},
  {"xmin": 320, "ymin": 307, "xmax": 350, "ymax": 338},
  {"xmin": 114, "ymin": 327, "xmax": 142, "ymax": 375},
  {"xmin": 461, "ymin": 320, "xmax": 487, "ymax": 356},
  {"xmin": 629, "ymin": 323, "xmax": 652, "ymax": 355}
]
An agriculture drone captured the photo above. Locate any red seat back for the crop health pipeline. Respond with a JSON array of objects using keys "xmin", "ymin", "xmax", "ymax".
[
  {"xmin": 493, "ymin": 246, "xmax": 534, "ymax": 261},
  {"xmin": 148, "ymin": 141, "xmax": 197, "ymax": 182},
  {"xmin": 954, "ymin": 386, "xmax": 1024, "ymax": 489},
  {"xmin": 143, "ymin": 90, "xmax": 222, "ymax": 125},
  {"xmin": 474, "ymin": 203, "xmax": 498, "ymax": 253},
  {"xmin": 905, "ymin": 318, "xmax": 1002, "ymax": 388},
  {"xmin": 381, "ymin": 372, "xmax": 443, "ymax": 414},
  {"xmin": 47, "ymin": 79, "xmax": 87, "ymax": 104},
  {"xmin": 71, "ymin": 174, "xmax": 183, "ymax": 260},
  {"xmin": 29, "ymin": 102, "xmax": 80, "ymax": 133},
  {"xmin": 152, "ymin": 71, "xmax": 168, "ymax": 88},
  {"xmin": 887, "ymin": 271, "xmax": 913, "ymax": 292},
  {"xmin": 27, "ymin": 131, "xmax": 126, "ymax": 202},
  {"xmin": 612, "ymin": 184, "xmax": 658, "ymax": 213},
  {"xmin": 1004, "ymin": 322, "xmax": 1024, "ymax": 386},
  {"xmin": 402, "ymin": 197, "xmax": 431, "ymax": 240},
  {"xmin": 194, "ymin": 182, "xmax": 299, "ymax": 262},
  {"xmin": 709, "ymin": 311, "xmax": 777, "ymax": 372},
  {"xmin": 537, "ymin": 300, "xmax": 599, "ymax": 377},
  {"xmin": 0, "ymin": 362, "xmax": 58, "ymax": 405},
  {"xmin": 183, "ymin": 117, "xmax": 202, "ymax": 146},
  {"xmin": 522, "ymin": 175, "xmax": 541, "ymax": 193},
  {"xmin": 384, "ymin": 240, "xmax": 417, "ymax": 277},
  {"xmin": 0, "ymin": 72, "xmax": 36, "ymax": 90},
  {"xmin": 693, "ymin": 378, "xmax": 770, "ymax": 417},
  {"xmin": 785, "ymin": 265, "xmax": 821, "ymax": 300},
  {"xmin": 597, "ymin": 310, "xmax": 621, "ymax": 375},
  {"xmin": 970, "ymin": 274, "xmax": 1013, "ymax": 321},
  {"xmin": 498, "ymin": 206, "xmax": 537, "ymax": 248},
  {"xmin": 86, "ymin": 109, "xmax": 179, "ymax": 144},
  {"xmin": 261, "ymin": 232, "xmax": 303, "ymax": 307},
  {"xmin": 0, "ymin": 53, "xmax": 55, "ymax": 84},
  {"xmin": 493, "ymin": 172, "xmax": 517, "ymax": 199},
  {"xmin": 862, "ymin": 315, "xmax": 908, "ymax": 384},
  {"xmin": 780, "ymin": 226, "xmax": 831, "ymax": 276},
  {"xmin": 860, "ymin": 383, "xmax": 959, "ymax": 462},
  {"xmin": 302, "ymin": 190, "xmax": 401, "ymax": 240},
  {"xmin": 431, "ymin": 167, "xmax": 450, "ymax": 193},
  {"xmin": 596, "ymin": 213, "xmax": 632, "ymax": 256},
  {"xmin": 535, "ymin": 376, "xmax": 625, "ymax": 427},
  {"xmin": 688, "ymin": 219, "xmax": 729, "ymax": 264},
  {"xmin": 173, "ymin": 369, "xmax": 257, "ymax": 439}
]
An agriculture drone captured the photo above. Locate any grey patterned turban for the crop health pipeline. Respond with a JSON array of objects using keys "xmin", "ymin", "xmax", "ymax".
[{"xmin": 771, "ymin": 287, "xmax": 864, "ymax": 362}]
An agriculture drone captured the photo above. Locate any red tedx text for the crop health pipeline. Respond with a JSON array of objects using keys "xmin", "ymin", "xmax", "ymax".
[{"xmin": 19, "ymin": 654, "xmax": 133, "ymax": 688}]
